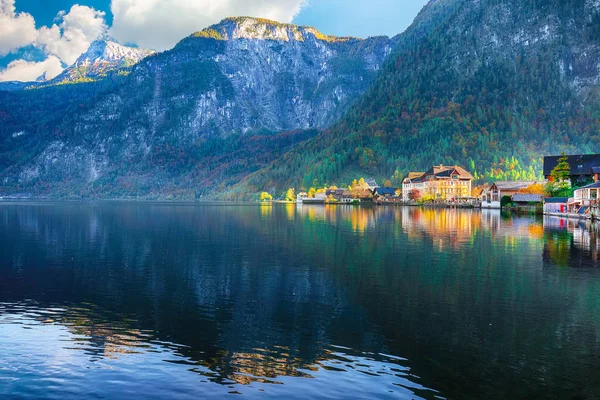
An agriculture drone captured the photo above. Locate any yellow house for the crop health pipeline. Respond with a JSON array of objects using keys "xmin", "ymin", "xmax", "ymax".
[{"xmin": 404, "ymin": 165, "xmax": 474, "ymax": 201}]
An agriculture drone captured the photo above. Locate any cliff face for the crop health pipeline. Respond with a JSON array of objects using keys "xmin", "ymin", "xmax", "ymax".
[
  {"xmin": 0, "ymin": 17, "xmax": 393, "ymax": 198},
  {"xmin": 239, "ymin": 0, "xmax": 600, "ymax": 195}
]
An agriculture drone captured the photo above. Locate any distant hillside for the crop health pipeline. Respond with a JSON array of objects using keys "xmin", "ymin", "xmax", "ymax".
[
  {"xmin": 238, "ymin": 0, "xmax": 600, "ymax": 197},
  {"xmin": 0, "ymin": 17, "xmax": 393, "ymax": 199}
]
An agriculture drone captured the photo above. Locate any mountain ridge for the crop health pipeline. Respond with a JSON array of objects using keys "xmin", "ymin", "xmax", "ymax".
[
  {"xmin": 51, "ymin": 40, "xmax": 156, "ymax": 84},
  {"xmin": 188, "ymin": 16, "xmax": 363, "ymax": 43},
  {"xmin": 0, "ymin": 17, "xmax": 394, "ymax": 199},
  {"xmin": 234, "ymin": 0, "xmax": 600, "ymax": 197},
  {"xmin": 0, "ymin": 40, "xmax": 155, "ymax": 90}
]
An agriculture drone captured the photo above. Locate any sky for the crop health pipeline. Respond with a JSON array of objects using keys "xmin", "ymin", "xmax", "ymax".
[{"xmin": 0, "ymin": 0, "xmax": 428, "ymax": 82}]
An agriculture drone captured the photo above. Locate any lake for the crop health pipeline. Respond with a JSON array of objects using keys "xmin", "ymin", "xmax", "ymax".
[{"xmin": 1, "ymin": 203, "xmax": 599, "ymax": 399}]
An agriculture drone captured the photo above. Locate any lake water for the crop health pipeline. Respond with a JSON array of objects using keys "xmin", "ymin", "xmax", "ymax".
[{"xmin": 1, "ymin": 203, "xmax": 599, "ymax": 399}]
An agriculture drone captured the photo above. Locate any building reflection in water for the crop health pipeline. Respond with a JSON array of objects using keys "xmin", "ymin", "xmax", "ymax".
[
  {"xmin": 3, "ymin": 204, "xmax": 600, "ymax": 399},
  {"xmin": 401, "ymin": 208, "xmax": 481, "ymax": 251},
  {"xmin": 543, "ymin": 216, "xmax": 600, "ymax": 267}
]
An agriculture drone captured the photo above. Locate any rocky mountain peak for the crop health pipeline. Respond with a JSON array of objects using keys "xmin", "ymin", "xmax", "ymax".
[
  {"xmin": 35, "ymin": 72, "xmax": 48, "ymax": 82},
  {"xmin": 190, "ymin": 16, "xmax": 359, "ymax": 43},
  {"xmin": 73, "ymin": 40, "xmax": 155, "ymax": 67},
  {"xmin": 48, "ymin": 40, "xmax": 155, "ymax": 84}
]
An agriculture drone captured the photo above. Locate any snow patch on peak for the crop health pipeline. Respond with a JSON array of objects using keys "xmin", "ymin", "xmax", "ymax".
[
  {"xmin": 74, "ymin": 40, "xmax": 155, "ymax": 67},
  {"xmin": 49, "ymin": 40, "xmax": 156, "ymax": 84}
]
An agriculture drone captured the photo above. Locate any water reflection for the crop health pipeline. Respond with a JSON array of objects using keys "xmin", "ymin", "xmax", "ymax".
[
  {"xmin": 543, "ymin": 216, "xmax": 600, "ymax": 267},
  {"xmin": 1, "ymin": 203, "xmax": 600, "ymax": 399},
  {"xmin": 0, "ymin": 301, "xmax": 438, "ymax": 399}
]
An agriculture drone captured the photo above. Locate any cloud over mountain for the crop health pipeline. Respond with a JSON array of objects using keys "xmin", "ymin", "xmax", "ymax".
[
  {"xmin": 0, "ymin": 2, "xmax": 108, "ymax": 81},
  {"xmin": 0, "ymin": 0, "xmax": 308, "ymax": 81},
  {"xmin": 36, "ymin": 5, "xmax": 107, "ymax": 65},
  {"xmin": 0, "ymin": 55, "xmax": 63, "ymax": 82},
  {"xmin": 109, "ymin": 0, "xmax": 307, "ymax": 50}
]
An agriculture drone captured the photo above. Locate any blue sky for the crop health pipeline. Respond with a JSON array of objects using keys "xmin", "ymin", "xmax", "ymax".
[{"xmin": 1, "ymin": 0, "xmax": 428, "ymax": 81}]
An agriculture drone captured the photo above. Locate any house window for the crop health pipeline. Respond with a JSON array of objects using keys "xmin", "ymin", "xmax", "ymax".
[{"xmin": 452, "ymin": 175, "xmax": 459, "ymax": 180}]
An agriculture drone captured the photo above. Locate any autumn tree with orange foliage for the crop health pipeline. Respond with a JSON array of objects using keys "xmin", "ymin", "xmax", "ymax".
[{"xmin": 517, "ymin": 183, "xmax": 546, "ymax": 195}]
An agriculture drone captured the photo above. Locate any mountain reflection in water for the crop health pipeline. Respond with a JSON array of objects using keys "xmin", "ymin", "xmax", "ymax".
[{"xmin": 1, "ymin": 203, "xmax": 600, "ymax": 400}]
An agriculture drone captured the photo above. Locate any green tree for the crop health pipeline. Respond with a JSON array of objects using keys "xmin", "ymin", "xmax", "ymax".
[
  {"xmin": 550, "ymin": 153, "xmax": 571, "ymax": 183},
  {"xmin": 546, "ymin": 153, "xmax": 572, "ymax": 196}
]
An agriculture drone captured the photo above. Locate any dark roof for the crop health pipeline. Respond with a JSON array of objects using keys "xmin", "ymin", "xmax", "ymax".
[
  {"xmin": 512, "ymin": 194, "xmax": 543, "ymax": 203},
  {"xmin": 543, "ymin": 154, "xmax": 600, "ymax": 176},
  {"xmin": 593, "ymin": 167, "xmax": 600, "ymax": 174},
  {"xmin": 375, "ymin": 188, "xmax": 396, "ymax": 196},
  {"xmin": 577, "ymin": 182, "xmax": 600, "ymax": 190},
  {"xmin": 544, "ymin": 197, "xmax": 569, "ymax": 203}
]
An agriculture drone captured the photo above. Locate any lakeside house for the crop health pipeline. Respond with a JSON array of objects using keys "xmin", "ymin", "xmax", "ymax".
[
  {"xmin": 373, "ymin": 187, "xmax": 400, "ymax": 203},
  {"xmin": 544, "ymin": 154, "xmax": 600, "ymax": 186},
  {"xmin": 543, "ymin": 197, "xmax": 569, "ymax": 215},
  {"xmin": 541, "ymin": 154, "xmax": 600, "ymax": 218},
  {"xmin": 365, "ymin": 179, "xmax": 380, "ymax": 191},
  {"xmin": 402, "ymin": 165, "xmax": 474, "ymax": 202},
  {"xmin": 512, "ymin": 194, "xmax": 544, "ymax": 205},
  {"xmin": 401, "ymin": 172, "xmax": 426, "ymax": 202},
  {"xmin": 481, "ymin": 181, "xmax": 539, "ymax": 209},
  {"xmin": 511, "ymin": 194, "xmax": 544, "ymax": 213},
  {"xmin": 325, "ymin": 188, "xmax": 367, "ymax": 203},
  {"xmin": 297, "ymin": 192, "xmax": 326, "ymax": 204},
  {"xmin": 567, "ymin": 182, "xmax": 600, "ymax": 216}
]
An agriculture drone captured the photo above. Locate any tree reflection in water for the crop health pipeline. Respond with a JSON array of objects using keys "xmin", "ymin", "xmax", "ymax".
[{"xmin": 1, "ymin": 203, "xmax": 600, "ymax": 400}]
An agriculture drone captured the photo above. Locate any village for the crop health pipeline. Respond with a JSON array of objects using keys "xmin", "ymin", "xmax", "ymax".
[{"xmin": 261, "ymin": 153, "xmax": 600, "ymax": 220}]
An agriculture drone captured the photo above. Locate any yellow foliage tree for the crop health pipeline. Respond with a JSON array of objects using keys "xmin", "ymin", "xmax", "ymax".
[
  {"xmin": 285, "ymin": 188, "xmax": 296, "ymax": 202},
  {"xmin": 518, "ymin": 183, "xmax": 546, "ymax": 195},
  {"xmin": 259, "ymin": 192, "xmax": 273, "ymax": 202}
]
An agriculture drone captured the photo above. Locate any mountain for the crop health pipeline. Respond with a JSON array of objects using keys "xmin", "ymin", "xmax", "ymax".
[
  {"xmin": 0, "ymin": 40, "xmax": 154, "ymax": 92},
  {"xmin": 51, "ymin": 40, "xmax": 156, "ymax": 84},
  {"xmin": 238, "ymin": 0, "xmax": 600, "ymax": 197},
  {"xmin": 35, "ymin": 72, "xmax": 48, "ymax": 83},
  {"xmin": 0, "ymin": 17, "xmax": 393, "ymax": 199}
]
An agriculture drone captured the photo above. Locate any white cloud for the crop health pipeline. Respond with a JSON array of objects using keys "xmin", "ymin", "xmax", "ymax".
[
  {"xmin": 1, "ymin": 0, "xmax": 307, "ymax": 82},
  {"xmin": 110, "ymin": 0, "xmax": 307, "ymax": 51},
  {"xmin": 0, "ymin": 55, "xmax": 63, "ymax": 82},
  {"xmin": 36, "ymin": 5, "xmax": 108, "ymax": 65},
  {"xmin": 0, "ymin": 0, "xmax": 37, "ymax": 55}
]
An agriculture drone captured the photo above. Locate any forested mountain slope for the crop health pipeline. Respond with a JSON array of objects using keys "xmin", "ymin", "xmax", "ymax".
[
  {"xmin": 239, "ymin": 0, "xmax": 600, "ymax": 197},
  {"xmin": 0, "ymin": 17, "xmax": 392, "ymax": 198}
]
